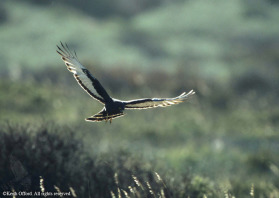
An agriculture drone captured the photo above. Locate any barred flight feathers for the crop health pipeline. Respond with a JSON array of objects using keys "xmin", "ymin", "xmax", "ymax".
[
  {"xmin": 57, "ymin": 42, "xmax": 111, "ymax": 104},
  {"xmin": 124, "ymin": 90, "xmax": 195, "ymax": 109},
  {"xmin": 57, "ymin": 42, "xmax": 195, "ymax": 123}
]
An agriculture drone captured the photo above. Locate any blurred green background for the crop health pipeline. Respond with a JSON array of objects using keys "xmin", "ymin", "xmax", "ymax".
[{"xmin": 0, "ymin": 0, "xmax": 279, "ymax": 197}]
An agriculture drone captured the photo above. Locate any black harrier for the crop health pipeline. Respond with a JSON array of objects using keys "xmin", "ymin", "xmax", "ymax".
[{"xmin": 57, "ymin": 42, "xmax": 195, "ymax": 123}]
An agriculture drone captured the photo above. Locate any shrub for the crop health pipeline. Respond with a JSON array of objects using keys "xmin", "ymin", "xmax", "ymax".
[{"xmin": 0, "ymin": 123, "xmax": 220, "ymax": 198}]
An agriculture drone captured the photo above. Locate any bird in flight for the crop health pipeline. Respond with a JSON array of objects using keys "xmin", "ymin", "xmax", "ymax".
[{"xmin": 57, "ymin": 42, "xmax": 195, "ymax": 123}]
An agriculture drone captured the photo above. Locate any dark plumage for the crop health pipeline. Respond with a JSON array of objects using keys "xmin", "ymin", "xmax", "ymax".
[{"xmin": 57, "ymin": 42, "xmax": 195, "ymax": 123}]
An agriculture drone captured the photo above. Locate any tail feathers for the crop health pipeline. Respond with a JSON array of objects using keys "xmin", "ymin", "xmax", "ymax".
[{"xmin": 86, "ymin": 109, "xmax": 124, "ymax": 122}]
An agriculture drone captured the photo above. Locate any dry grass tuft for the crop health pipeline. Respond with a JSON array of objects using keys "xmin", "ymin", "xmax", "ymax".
[
  {"xmin": 39, "ymin": 176, "xmax": 45, "ymax": 194},
  {"xmin": 111, "ymin": 172, "xmax": 168, "ymax": 198},
  {"xmin": 250, "ymin": 184, "xmax": 254, "ymax": 197},
  {"xmin": 69, "ymin": 187, "xmax": 77, "ymax": 198}
]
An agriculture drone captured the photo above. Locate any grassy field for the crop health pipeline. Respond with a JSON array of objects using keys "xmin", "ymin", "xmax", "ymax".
[
  {"xmin": 1, "ymin": 1, "xmax": 279, "ymax": 197},
  {"xmin": 1, "ymin": 66, "xmax": 278, "ymax": 197}
]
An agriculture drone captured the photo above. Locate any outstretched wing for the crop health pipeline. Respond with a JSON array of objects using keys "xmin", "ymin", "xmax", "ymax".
[
  {"xmin": 124, "ymin": 90, "xmax": 195, "ymax": 109},
  {"xmin": 56, "ymin": 42, "xmax": 111, "ymax": 104}
]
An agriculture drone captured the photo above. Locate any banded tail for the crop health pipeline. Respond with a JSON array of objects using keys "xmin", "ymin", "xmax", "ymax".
[{"xmin": 86, "ymin": 108, "xmax": 125, "ymax": 123}]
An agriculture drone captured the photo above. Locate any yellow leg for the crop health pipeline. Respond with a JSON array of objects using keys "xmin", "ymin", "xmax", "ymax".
[{"xmin": 104, "ymin": 113, "xmax": 108, "ymax": 123}]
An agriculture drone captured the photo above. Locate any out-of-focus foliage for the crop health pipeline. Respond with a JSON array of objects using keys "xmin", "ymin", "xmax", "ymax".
[
  {"xmin": 16, "ymin": 0, "xmax": 164, "ymax": 18},
  {"xmin": 0, "ymin": 2, "xmax": 8, "ymax": 23},
  {"xmin": 1, "ymin": 0, "xmax": 279, "ymax": 76},
  {"xmin": 0, "ymin": 123, "xmax": 222, "ymax": 198},
  {"xmin": 1, "ymin": 64, "xmax": 278, "ymax": 197},
  {"xmin": 1, "ymin": 0, "xmax": 279, "ymax": 197}
]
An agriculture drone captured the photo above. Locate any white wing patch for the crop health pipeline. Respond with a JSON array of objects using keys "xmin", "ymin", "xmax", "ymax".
[{"xmin": 124, "ymin": 90, "xmax": 195, "ymax": 109}]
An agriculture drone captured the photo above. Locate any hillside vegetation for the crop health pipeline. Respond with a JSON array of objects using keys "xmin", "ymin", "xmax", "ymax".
[{"xmin": 0, "ymin": 0, "xmax": 279, "ymax": 197}]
